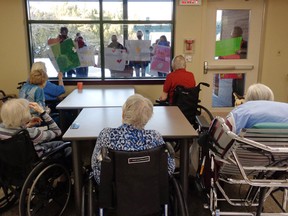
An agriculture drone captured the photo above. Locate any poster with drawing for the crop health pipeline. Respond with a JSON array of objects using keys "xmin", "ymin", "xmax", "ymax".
[
  {"xmin": 77, "ymin": 46, "xmax": 96, "ymax": 67},
  {"xmin": 45, "ymin": 48, "xmax": 60, "ymax": 72},
  {"xmin": 104, "ymin": 48, "xmax": 127, "ymax": 71},
  {"xmin": 125, "ymin": 40, "xmax": 151, "ymax": 61},
  {"xmin": 49, "ymin": 38, "xmax": 80, "ymax": 72},
  {"xmin": 150, "ymin": 45, "xmax": 171, "ymax": 73}
]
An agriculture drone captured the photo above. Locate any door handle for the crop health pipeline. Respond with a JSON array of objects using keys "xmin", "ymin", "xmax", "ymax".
[{"xmin": 203, "ymin": 61, "xmax": 253, "ymax": 74}]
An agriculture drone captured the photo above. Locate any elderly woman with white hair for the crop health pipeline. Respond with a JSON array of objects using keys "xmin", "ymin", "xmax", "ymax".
[
  {"xmin": 0, "ymin": 98, "xmax": 65, "ymax": 156},
  {"xmin": 226, "ymin": 83, "xmax": 288, "ymax": 134},
  {"xmin": 159, "ymin": 55, "xmax": 196, "ymax": 104},
  {"xmin": 91, "ymin": 94, "xmax": 175, "ymax": 184}
]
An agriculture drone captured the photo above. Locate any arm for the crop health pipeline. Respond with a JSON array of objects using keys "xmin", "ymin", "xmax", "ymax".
[
  {"xmin": 27, "ymin": 102, "xmax": 62, "ymax": 144},
  {"xmin": 91, "ymin": 129, "xmax": 108, "ymax": 184}
]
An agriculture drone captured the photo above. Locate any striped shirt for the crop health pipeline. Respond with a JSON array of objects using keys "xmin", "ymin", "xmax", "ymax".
[{"xmin": 0, "ymin": 112, "xmax": 61, "ymax": 145}]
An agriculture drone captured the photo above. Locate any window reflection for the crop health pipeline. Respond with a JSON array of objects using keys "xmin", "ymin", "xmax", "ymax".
[
  {"xmin": 212, "ymin": 73, "xmax": 245, "ymax": 107},
  {"xmin": 215, "ymin": 10, "xmax": 250, "ymax": 60}
]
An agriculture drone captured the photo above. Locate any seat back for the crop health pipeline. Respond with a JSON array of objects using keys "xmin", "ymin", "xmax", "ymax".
[
  {"xmin": 207, "ymin": 116, "xmax": 239, "ymax": 160},
  {"xmin": 99, "ymin": 145, "xmax": 169, "ymax": 216},
  {"xmin": 0, "ymin": 129, "xmax": 39, "ymax": 186},
  {"xmin": 172, "ymin": 85, "xmax": 201, "ymax": 125}
]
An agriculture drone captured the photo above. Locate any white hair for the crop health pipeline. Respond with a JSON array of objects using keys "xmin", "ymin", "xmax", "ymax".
[
  {"xmin": 171, "ymin": 55, "xmax": 186, "ymax": 71},
  {"xmin": 1, "ymin": 98, "xmax": 31, "ymax": 128},
  {"xmin": 245, "ymin": 83, "xmax": 274, "ymax": 102},
  {"xmin": 122, "ymin": 94, "xmax": 153, "ymax": 129}
]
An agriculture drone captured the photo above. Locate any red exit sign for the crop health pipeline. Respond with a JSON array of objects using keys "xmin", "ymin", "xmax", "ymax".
[{"xmin": 179, "ymin": 0, "xmax": 201, "ymax": 5}]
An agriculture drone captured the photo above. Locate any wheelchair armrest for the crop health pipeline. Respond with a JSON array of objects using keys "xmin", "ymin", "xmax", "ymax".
[
  {"xmin": 195, "ymin": 115, "xmax": 210, "ymax": 131},
  {"xmin": 101, "ymin": 147, "xmax": 111, "ymax": 162},
  {"xmin": 41, "ymin": 141, "xmax": 71, "ymax": 160},
  {"xmin": 155, "ymin": 99, "xmax": 169, "ymax": 106},
  {"xmin": 165, "ymin": 142, "xmax": 175, "ymax": 159}
]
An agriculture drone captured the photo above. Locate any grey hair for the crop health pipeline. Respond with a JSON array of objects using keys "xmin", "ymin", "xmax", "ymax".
[
  {"xmin": 1, "ymin": 98, "xmax": 31, "ymax": 128},
  {"xmin": 245, "ymin": 83, "xmax": 274, "ymax": 102},
  {"xmin": 122, "ymin": 94, "xmax": 153, "ymax": 129},
  {"xmin": 31, "ymin": 62, "xmax": 47, "ymax": 73},
  {"xmin": 172, "ymin": 55, "xmax": 186, "ymax": 71}
]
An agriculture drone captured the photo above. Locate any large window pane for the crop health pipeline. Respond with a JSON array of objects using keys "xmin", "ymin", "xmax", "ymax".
[
  {"xmin": 26, "ymin": 0, "xmax": 174, "ymax": 80},
  {"xmin": 128, "ymin": 1, "xmax": 173, "ymax": 20},
  {"xmin": 103, "ymin": 0, "xmax": 123, "ymax": 20},
  {"xmin": 28, "ymin": 1, "xmax": 100, "ymax": 20},
  {"xmin": 30, "ymin": 23, "xmax": 100, "ymax": 78}
]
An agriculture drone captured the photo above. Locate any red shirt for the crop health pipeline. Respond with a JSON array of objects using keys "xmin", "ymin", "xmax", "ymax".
[{"xmin": 163, "ymin": 68, "xmax": 196, "ymax": 104}]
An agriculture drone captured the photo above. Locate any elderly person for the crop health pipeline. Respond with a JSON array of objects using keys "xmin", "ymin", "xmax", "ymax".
[
  {"xmin": 226, "ymin": 83, "xmax": 288, "ymax": 134},
  {"xmin": 28, "ymin": 61, "xmax": 66, "ymax": 102},
  {"xmin": 19, "ymin": 62, "xmax": 48, "ymax": 112},
  {"xmin": 91, "ymin": 94, "xmax": 175, "ymax": 184},
  {"xmin": 0, "ymin": 98, "xmax": 64, "ymax": 156},
  {"xmin": 159, "ymin": 55, "xmax": 196, "ymax": 104}
]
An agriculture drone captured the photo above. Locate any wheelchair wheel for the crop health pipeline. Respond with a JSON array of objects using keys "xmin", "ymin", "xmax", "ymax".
[
  {"xmin": 19, "ymin": 162, "xmax": 71, "ymax": 216},
  {"xmin": 168, "ymin": 176, "xmax": 189, "ymax": 216},
  {"xmin": 0, "ymin": 181, "xmax": 19, "ymax": 213}
]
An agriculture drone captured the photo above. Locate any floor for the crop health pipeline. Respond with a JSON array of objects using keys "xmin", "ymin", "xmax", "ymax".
[{"xmin": 2, "ymin": 176, "xmax": 287, "ymax": 216}]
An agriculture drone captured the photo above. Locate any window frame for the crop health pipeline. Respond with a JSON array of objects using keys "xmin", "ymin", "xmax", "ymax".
[{"xmin": 24, "ymin": 0, "xmax": 176, "ymax": 85}]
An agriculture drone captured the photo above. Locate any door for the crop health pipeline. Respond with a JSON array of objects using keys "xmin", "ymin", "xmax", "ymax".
[{"xmin": 200, "ymin": 0, "xmax": 265, "ymax": 115}]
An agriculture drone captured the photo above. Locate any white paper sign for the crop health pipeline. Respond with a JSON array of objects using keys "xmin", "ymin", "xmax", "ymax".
[
  {"xmin": 104, "ymin": 48, "xmax": 128, "ymax": 71},
  {"xmin": 77, "ymin": 46, "xmax": 96, "ymax": 67},
  {"xmin": 125, "ymin": 40, "xmax": 151, "ymax": 61}
]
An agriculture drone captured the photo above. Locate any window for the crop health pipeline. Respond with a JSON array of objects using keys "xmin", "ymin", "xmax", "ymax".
[{"xmin": 26, "ymin": 0, "xmax": 174, "ymax": 81}]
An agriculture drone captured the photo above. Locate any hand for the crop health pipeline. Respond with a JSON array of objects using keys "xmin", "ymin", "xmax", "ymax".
[
  {"xmin": 29, "ymin": 102, "xmax": 45, "ymax": 114},
  {"xmin": 58, "ymin": 72, "xmax": 63, "ymax": 80},
  {"xmin": 26, "ymin": 117, "xmax": 42, "ymax": 127}
]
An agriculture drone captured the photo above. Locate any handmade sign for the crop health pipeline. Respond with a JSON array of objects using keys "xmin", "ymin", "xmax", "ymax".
[
  {"xmin": 49, "ymin": 38, "xmax": 80, "ymax": 72},
  {"xmin": 77, "ymin": 45, "xmax": 96, "ymax": 67},
  {"xmin": 150, "ymin": 45, "xmax": 171, "ymax": 73},
  {"xmin": 104, "ymin": 48, "xmax": 127, "ymax": 71},
  {"xmin": 125, "ymin": 40, "xmax": 151, "ymax": 61}
]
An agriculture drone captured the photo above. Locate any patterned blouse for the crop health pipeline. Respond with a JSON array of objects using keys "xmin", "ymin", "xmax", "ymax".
[{"xmin": 91, "ymin": 124, "xmax": 175, "ymax": 184}]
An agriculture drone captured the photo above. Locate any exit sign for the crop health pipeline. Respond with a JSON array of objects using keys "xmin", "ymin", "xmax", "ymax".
[{"xmin": 179, "ymin": 0, "xmax": 201, "ymax": 5}]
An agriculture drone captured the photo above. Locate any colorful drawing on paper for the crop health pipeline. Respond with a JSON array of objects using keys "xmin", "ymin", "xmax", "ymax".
[
  {"xmin": 49, "ymin": 38, "xmax": 80, "ymax": 72},
  {"xmin": 125, "ymin": 40, "xmax": 151, "ymax": 61},
  {"xmin": 104, "ymin": 48, "xmax": 127, "ymax": 71},
  {"xmin": 150, "ymin": 45, "xmax": 171, "ymax": 73}
]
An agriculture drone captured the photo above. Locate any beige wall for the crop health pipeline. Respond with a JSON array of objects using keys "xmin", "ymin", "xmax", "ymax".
[{"xmin": 1, "ymin": 0, "xmax": 287, "ymax": 104}]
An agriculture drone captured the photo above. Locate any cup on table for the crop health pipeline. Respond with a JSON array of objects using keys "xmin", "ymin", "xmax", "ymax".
[{"xmin": 77, "ymin": 82, "xmax": 83, "ymax": 92}]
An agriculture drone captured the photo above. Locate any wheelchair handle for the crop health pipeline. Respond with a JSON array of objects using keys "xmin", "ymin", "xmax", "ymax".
[{"xmin": 198, "ymin": 82, "xmax": 210, "ymax": 88}]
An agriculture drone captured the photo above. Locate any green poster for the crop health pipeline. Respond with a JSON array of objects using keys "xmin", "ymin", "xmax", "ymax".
[
  {"xmin": 50, "ymin": 38, "xmax": 80, "ymax": 72},
  {"xmin": 215, "ymin": 37, "xmax": 242, "ymax": 57}
]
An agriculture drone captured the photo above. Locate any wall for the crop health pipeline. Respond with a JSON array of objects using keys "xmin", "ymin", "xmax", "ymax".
[
  {"xmin": 261, "ymin": 0, "xmax": 288, "ymax": 102},
  {"xmin": 0, "ymin": 0, "xmax": 288, "ymax": 105}
]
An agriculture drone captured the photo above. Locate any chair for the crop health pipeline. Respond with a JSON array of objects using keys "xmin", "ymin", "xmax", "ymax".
[
  {"xmin": 197, "ymin": 116, "xmax": 288, "ymax": 216},
  {"xmin": 86, "ymin": 144, "xmax": 188, "ymax": 216},
  {"xmin": 0, "ymin": 129, "xmax": 72, "ymax": 216},
  {"xmin": 156, "ymin": 82, "xmax": 213, "ymax": 130}
]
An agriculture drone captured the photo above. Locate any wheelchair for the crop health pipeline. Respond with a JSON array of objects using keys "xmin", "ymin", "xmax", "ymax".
[
  {"xmin": 196, "ymin": 116, "xmax": 288, "ymax": 216},
  {"xmin": 83, "ymin": 144, "xmax": 189, "ymax": 216},
  {"xmin": 0, "ymin": 129, "xmax": 72, "ymax": 216},
  {"xmin": 156, "ymin": 82, "xmax": 214, "ymax": 130}
]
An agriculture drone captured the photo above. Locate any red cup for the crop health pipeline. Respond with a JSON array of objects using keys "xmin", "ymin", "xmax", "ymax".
[{"xmin": 77, "ymin": 82, "xmax": 83, "ymax": 92}]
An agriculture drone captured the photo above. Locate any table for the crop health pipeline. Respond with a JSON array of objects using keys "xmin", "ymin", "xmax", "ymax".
[
  {"xmin": 63, "ymin": 106, "xmax": 197, "ymax": 215},
  {"xmin": 56, "ymin": 86, "xmax": 135, "ymax": 129}
]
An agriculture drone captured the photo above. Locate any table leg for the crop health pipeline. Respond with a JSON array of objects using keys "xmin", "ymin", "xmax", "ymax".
[
  {"xmin": 180, "ymin": 139, "xmax": 189, "ymax": 201},
  {"xmin": 59, "ymin": 109, "xmax": 65, "ymax": 131},
  {"xmin": 72, "ymin": 140, "xmax": 83, "ymax": 215}
]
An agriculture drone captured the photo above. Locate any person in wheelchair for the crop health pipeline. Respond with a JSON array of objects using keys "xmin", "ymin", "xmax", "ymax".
[
  {"xmin": 226, "ymin": 83, "xmax": 288, "ymax": 134},
  {"xmin": 0, "ymin": 98, "xmax": 70, "ymax": 157},
  {"xmin": 91, "ymin": 94, "xmax": 175, "ymax": 184},
  {"xmin": 159, "ymin": 55, "xmax": 196, "ymax": 104}
]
